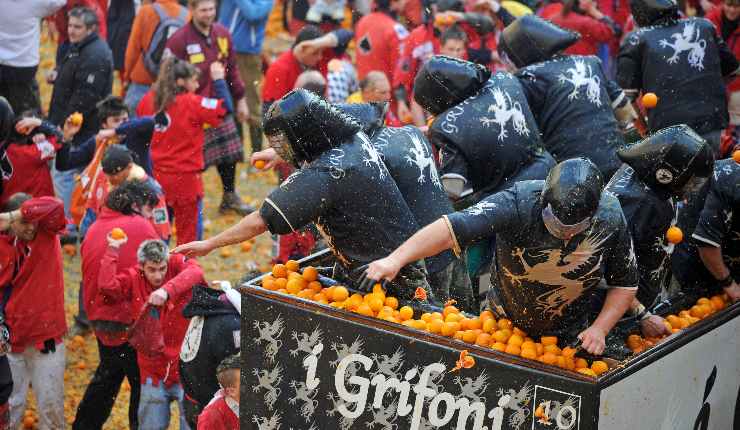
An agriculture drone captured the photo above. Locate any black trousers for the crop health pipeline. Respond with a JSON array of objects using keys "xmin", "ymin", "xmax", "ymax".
[
  {"xmin": 73, "ymin": 340, "xmax": 140, "ymax": 430},
  {"xmin": 0, "ymin": 65, "xmax": 41, "ymax": 115}
]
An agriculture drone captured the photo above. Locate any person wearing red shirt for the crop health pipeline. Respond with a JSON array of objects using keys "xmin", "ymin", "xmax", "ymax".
[
  {"xmin": 0, "ymin": 194, "xmax": 66, "ymax": 429},
  {"xmin": 97, "ymin": 239, "xmax": 204, "ymax": 430},
  {"xmin": 354, "ymin": 0, "xmax": 409, "ymax": 81},
  {"xmin": 149, "ymin": 58, "xmax": 231, "ymax": 246},
  {"xmin": 196, "ymin": 354, "xmax": 240, "ymax": 429},
  {"xmin": 164, "ymin": 0, "xmax": 253, "ymax": 216},
  {"xmin": 549, "ymin": 0, "xmax": 619, "ymax": 56},
  {"xmin": 0, "ymin": 236, "xmax": 14, "ymax": 430},
  {"xmin": 75, "ymin": 181, "xmax": 161, "ymax": 430},
  {"xmin": 261, "ymin": 25, "xmax": 353, "ymax": 112}
]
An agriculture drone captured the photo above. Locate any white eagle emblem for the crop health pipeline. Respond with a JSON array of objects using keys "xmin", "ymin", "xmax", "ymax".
[
  {"xmin": 557, "ymin": 59, "xmax": 603, "ymax": 106},
  {"xmin": 659, "ymin": 21, "xmax": 707, "ymax": 70},
  {"xmin": 404, "ymin": 132, "xmax": 442, "ymax": 189},
  {"xmin": 480, "ymin": 88, "xmax": 530, "ymax": 141}
]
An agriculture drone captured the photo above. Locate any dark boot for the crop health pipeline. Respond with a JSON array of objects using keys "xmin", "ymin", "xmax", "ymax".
[{"xmin": 219, "ymin": 192, "xmax": 255, "ymax": 216}]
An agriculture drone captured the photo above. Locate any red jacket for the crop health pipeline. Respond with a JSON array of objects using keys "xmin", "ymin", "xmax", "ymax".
[
  {"xmin": 354, "ymin": 11, "xmax": 408, "ymax": 81},
  {"xmin": 98, "ymin": 248, "xmax": 203, "ymax": 386},
  {"xmin": 81, "ymin": 207, "xmax": 159, "ymax": 346},
  {"xmin": 707, "ymin": 6, "xmax": 740, "ymax": 92},
  {"xmin": 5, "ymin": 197, "xmax": 66, "ymax": 351},
  {"xmin": 0, "ymin": 137, "xmax": 59, "ymax": 207},
  {"xmin": 164, "ymin": 21, "xmax": 245, "ymax": 101},
  {"xmin": 197, "ymin": 395, "xmax": 239, "ymax": 429},
  {"xmin": 393, "ymin": 25, "xmax": 440, "ymax": 95},
  {"xmin": 549, "ymin": 12, "xmax": 615, "ymax": 56}
]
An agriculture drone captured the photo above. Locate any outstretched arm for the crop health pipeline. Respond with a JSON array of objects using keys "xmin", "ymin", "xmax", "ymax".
[{"xmin": 171, "ymin": 211, "xmax": 268, "ymax": 257}]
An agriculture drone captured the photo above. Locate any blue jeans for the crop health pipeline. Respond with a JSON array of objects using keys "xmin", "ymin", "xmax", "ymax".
[
  {"xmin": 124, "ymin": 83, "xmax": 150, "ymax": 117},
  {"xmin": 138, "ymin": 378, "xmax": 190, "ymax": 430},
  {"xmin": 51, "ymin": 165, "xmax": 82, "ymax": 233}
]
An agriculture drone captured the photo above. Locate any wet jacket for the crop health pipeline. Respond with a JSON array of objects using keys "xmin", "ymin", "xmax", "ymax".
[
  {"xmin": 617, "ymin": 17, "xmax": 738, "ymax": 134},
  {"xmin": 218, "ymin": 0, "xmax": 273, "ymax": 55},
  {"xmin": 48, "ymin": 32, "xmax": 113, "ymax": 145},
  {"xmin": 605, "ymin": 164, "xmax": 675, "ymax": 307},
  {"xmin": 516, "ymin": 55, "xmax": 626, "ymax": 178},
  {"xmin": 5, "ymin": 197, "xmax": 67, "ymax": 351},
  {"xmin": 179, "ymin": 286, "xmax": 240, "ymax": 412},
  {"xmin": 98, "ymin": 249, "xmax": 203, "ymax": 386},
  {"xmin": 429, "ymin": 73, "xmax": 555, "ymax": 199},
  {"xmin": 446, "ymin": 180, "xmax": 639, "ymax": 337}
]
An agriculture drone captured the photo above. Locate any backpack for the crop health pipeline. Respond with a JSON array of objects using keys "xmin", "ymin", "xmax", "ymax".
[{"xmin": 144, "ymin": 3, "xmax": 188, "ymax": 77}]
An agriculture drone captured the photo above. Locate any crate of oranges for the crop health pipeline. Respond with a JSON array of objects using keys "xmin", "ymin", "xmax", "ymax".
[{"xmin": 238, "ymin": 252, "xmax": 740, "ymax": 429}]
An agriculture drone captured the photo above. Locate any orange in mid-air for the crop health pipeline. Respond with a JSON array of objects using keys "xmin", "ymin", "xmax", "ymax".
[
  {"xmin": 642, "ymin": 92, "xmax": 658, "ymax": 108},
  {"xmin": 733, "ymin": 150, "xmax": 740, "ymax": 164},
  {"xmin": 110, "ymin": 227, "xmax": 126, "ymax": 240},
  {"xmin": 666, "ymin": 226, "xmax": 683, "ymax": 244},
  {"xmin": 414, "ymin": 287, "xmax": 427, "ymax": 301},
  {"xmin": 69, "ymin": 112, "xmax": 84, "ymax": 126},
  {"xmin": 253, "ymin": 160, "xmax": 266, "ymax": 170}
]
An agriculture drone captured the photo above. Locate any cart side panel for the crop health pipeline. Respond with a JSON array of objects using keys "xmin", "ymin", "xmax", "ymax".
[
  {"xmin": 597, "ymin": 314, "xmax": 740, "ymax": 430},
  {"xmin": 241, "ymin": 289, "xmax": 601, "ymax": 430}
]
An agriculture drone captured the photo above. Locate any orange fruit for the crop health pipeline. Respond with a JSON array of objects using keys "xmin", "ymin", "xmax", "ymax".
[
  {"xmin": 69, "ymin": 112, "xmax": 84, "ymax": 126},
  {"xmin": 253, "ymin": 159, "xmax": 266, "ymax": 169},
  {"xmin": 285, "ymin": 260, "xmax": 300, "ymax": 272},
  {"xmin": 491, "ymin": 341, "xmax": 507, "ymax": 352},
  {"xmin": 467, "ymin": 318, "xmax": 483, "ymax": 330},
  {"xmin": 302, "ymin": 266, "xmax": 318, "ymax": 282},
  {"xmin": 22, "ymin": 416, "xmax": 35, "ymax": 429},
  {"xmin": 520, "ymin": 348, "xmax": 538, "ymax": 360},
  {"xmin": 591, "ymin": 361, "xmax": 609, "ymax": 375},
  {"xmin": 710, "ymin": 296, "xmax": 726, "ymax": 311},
  {"xmin": 521, "ymin": 340, "xmax": 536, "ymax": 351},
  {"xmin": 297, "ymin": 289, "xmax": 314, "ymax": 299},
  {"xmin": 77, "ymin": 361, "xmax": 87, "ymax": 370},
  {"xmin": 313, "ymin": 293, "xmax": 327, "ymax": 302},
  {"xmin": 577, "ymin": 368, "xmax": 598, "ymax": 377},
  {"xmin": 286, "ymin": 279, "xmax": 304, "ymax": 295},
  {"xmin": 575, "ymin": 358, "xmax": 588, "ymax": 369},
  {"xmin": 666, "ymin": 226, "xmax": 683, "ymax": 244},
  {"xmin": 475, "ymin": 333, "xmax": 492, "ymax": 347},
  {"xmin": 512, "ymin": 327, "xmax": 527, "ymax": 338},
  {"xmin": 372, "ymin": 283, "xmax": 385, "ymax": 294},
  {"xmin": 429, "ymin": 319, "xmax": 444, "ymax": 334},
  {"xmin": 562, "ymin": 347, "xmax": 577, "ymax": 359},
  {"xmin": 219, "ymin": 247, "xmax": 233, "ymax": 258},
  {"xmin": 441, "ymin": 321, "xmax": 461, "ymax": 337},
  {"xmin": 689, "ymin": 305, "xmax": 707, "ymax": 319},
  {"xmin": 482, "ymin": 318, "xmax": 496, "ymax": 334},
  {"xmin": 272, "ymin": 264, "xmax": 288, "ymax": 278},
  {"xmin": 642, "ymin": 92, "xmax": 658, "ymax": 108},
  {"xmin": 384, "ymin": 297, "xmax": 399, "ymax": 310},
  {"xmin": 420, "ymin": 312, "xmax": 433, "ymax": 323},
  {"xmin": 368, "ymin": 296, "xmax": 384, "ymax": 313},
  {"xmin": 508, "ymin": 334, "xmax": 524, "ymax": 347},
  {"xmin": 733, "ymin": 150, "xmax": 740, "ymax": 164},
  {"xmin": 497, "ymin": 319, "xmax": 512, "ymax": 330},
  {"xmin": 357, "ymin": 303, "xmax": 375, "ymax": 317},
  {"xmin": 493, "ymin": 329, "xmax": 510, "ymax": 343},
  {"xmin": 543, "ymin": 344, "xmax": 561, "ymax": 355},
  {"xmin": 504, "ymin": 343, "xmax": 521, "ymax": 355},
  {"xmin": 453, "ymin": 331, "xmax": 464, "ymax": 340},
  {"xmin": 332, "ymin": 286, "xmax": 350, "ymax": 302},
  {"xmin": 412, "ymin": 319, "xmax": 428, "ymax": 331},
  {"xmin": 480, "ymin": 310, "xmax": 495, "ymax": 322},
  {"xmin": 274, "ymin": 278, "xmax": 288, "ymax": 290},
  {"xmin": 542, "ymin": 352, "xmax": 558, "ymax": 365},
  {"xmin": 63, "ymin": 244, "xmax": 77, "ymax": 256},
  {"xmin": 445, "ymin": 312, "xmax": 462, "ymax": 323},
  {"xmin": 557, "ymin": 356, "xmax": 567, "ymax": 369},
  {"xmin": 666, "ymin": 315, "xmax": 682, "ymax": 329},
  {"xmin": 462, "ymin": 330, "xmax": 478, "ymax": 343},
  {"xmin": 240, "ymin": 241, "xmax": 253, "ymax": 252},
  {"xmin": 564, "ymin": 357, "xmax": 576, "ymax": 371},
  {"xmin": 458, "ymin": 317, "xmax": 472, "ymax": 330},
  {"xmin": 443, "ymin": 305, "xmax": 459, "ymax": 317},
  {"xmin": 307, "ymin": 281, "xmax": 322, "ymax": 292},
  {"xmin": 399, "ymin": 306, "xmax": 414, "ymax": 321},
  {"xmin": 430, "ymin": 312, "xmax": 444, "ymax": 320},
  {"xmin": 540, "ymin": 336, "xmax": 558, "ymax": 346},
  {"xmin": 535, "ymin": 343, "xmax": 544, "ymax": 356},
  {"xmin": 110, "ymin": 227, "xmax": 126, "ymax": 240}
]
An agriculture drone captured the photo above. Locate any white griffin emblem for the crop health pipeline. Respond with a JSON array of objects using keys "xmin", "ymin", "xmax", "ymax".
[
  {"xmin": 360, "ymin": 135, "xmax": 386, "ymax": 179},
  {"xmin": 327, "ymin": 392, "xmax": 357, "ymax": 430},
  {"xmin": 370, "ymin": 348, "xmax": 405, "ymax": 379},
  {"xmin": 453, "ymin": 371, "xmax": 489, "ymax": 404},
  {"xmin": 289, "ymin": 326, "xmax": 323, "ymax": 358},
  {"xmin": 464, "ymin": 200, "xmax": 498, "ymax": 217},
  {"xmin": 659, "ymin": 22, "xmax": 707, "ymax": 69},
  {"xmin": 557, "ymin": 59, "xmax": 603, "ymax": 106},
  {"xmin": 366, "ymin": 399, "xmax": 399, "ymax": 429},
  {"xmin": 480, "ymin": 88, "xmax": 530, "ymax": 141},
  {"xmin": 288, "ymin": 381, "xmax": 318, "ymax": 422},
  {"xmin": 252, "ymin": 412, "xmax": 282, "ymax": 430},
  {"xmin": 494, "ymin": 383, "xmax": 533, "ymax": 430},
  {"xmin": 252, "ymin": 316, "xmax": 285, "ymax": 363},
  {"xmin": 252, "ymin": 364, "xmax": 283, "ymax": 410},
  {"xmin": 503, "ymin": 230, "xmax": 612, "ymax": 318},
  {"xmin": 330, "ymin": 337, "xmax": 365, "ymax": 382},
  {"xmin": 405, "ymin": 132, "xmax": 442, "ymax": 189}
]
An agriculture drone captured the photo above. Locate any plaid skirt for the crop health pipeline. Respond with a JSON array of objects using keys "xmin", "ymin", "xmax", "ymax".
[{"xmin": 203, "ymin": 115, "xmax": 244, "ymax": 167}]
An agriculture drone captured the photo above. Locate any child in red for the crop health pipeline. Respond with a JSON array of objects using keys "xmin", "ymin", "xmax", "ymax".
[
  {"xmin": 197, "ymin": 354, "xmax": 240, "ymax": 429},
  {"xmin": 149, "ymin": 57, "xmax": 233, "ymax": 245}
]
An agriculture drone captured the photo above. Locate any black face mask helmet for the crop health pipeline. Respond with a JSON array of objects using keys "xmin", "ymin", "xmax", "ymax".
[
  {"xmin": 498, "ymin": 14, "xmax": 580, "ymax": 69},
  {"xmin": 335, "ymin": 102, "xmax": 387, "ymax": 139},
  {"xmin": 617, "ymin": 124, "xmax": 714, "ymax": 197},
  {"xmin": 629, "ymin": 0, "xmax": 679, "ymax": 27},
  {"xmin": 263, "ymin": 89, "xmax": 361, "ymax": 167},
  {"xmin": 413, "ymin": 55, "xmax": 491, "ymax": 116},
  {"xmin": 541, "ymin": 158, "xmax": 603, "ymax": 239}
]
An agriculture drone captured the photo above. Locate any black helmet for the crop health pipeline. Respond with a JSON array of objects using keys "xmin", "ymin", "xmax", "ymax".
[
  {"xmin": 498, "ymin": 15, "xmax": 580, "ymax": 69},
  {"xmin": 437, "ymin": 0, "xmax": 465, "ymax": 12},
  {"xmin": 617, "ymin": 124, "xmax": 714, "ymax": 196},
  {"xmin": 335, "ymin": 102, "xmax": 386, "ymax": 139},
  {"xmin": 541, "ymin": 158, "xmax": 603, "ymax": 239},
  {"xmin": 629, "ymin": 0, "xmax": 679, "ymax": 27},
  {"xmin": 414, "ymin": 56, "xmax": 491, "ymax": 115},
  {"xmin": 0, "ymin": 97, "xmax": 14, "ymax": 144},
  {"xmin": 263, "ymin": 89, "xmax": 361, "ymax": 166}
]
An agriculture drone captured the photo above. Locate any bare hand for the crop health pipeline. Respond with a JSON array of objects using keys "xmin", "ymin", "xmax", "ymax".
[
  {"xmin": 45, "ymin": 70, "xmax": 57, "ymax": 84},
  {"xmin": 210, "ymin": 61, "xmax": 226, "ymax": 81},
  {"xmin": 364, "ymin": 257, "xmax": 403, "ymax": 284},
  {"xmin": 15, "ymin": 117, "xmax": 42, "ymax": 135},
  {"xmin": 577, "ymin": 325, "xmax": 606, "ymax": 355},
  {"xmin": 236, "ymin": 98, "xmax": 249, "ymax": 123},
  {"xmin": 725, "ymin": 281, "xmax": 740, "ymax": 303},
  {"xmin": 106, "ymin": 232, "xmax": 128, "ymax": 249},
  {"xmin": 31, "ymin": 133, "xmax": 46, "ymax": 144},
  {"xmin": 250, "ymin": 148, "xmax": 281, "ymax": 169},
  {"xmin": 0, "ymin": 213, "xmax": 10, "ymax": 231},
  {"xmin": 171, "ymin": 240, "xmax": 216, "ymax": 258},
  {"xmin": 63, "ymin": 117, "xmax": 81, "ymax": 141},
  {"xmin": 148, "ymin": 288, "xmax": 169, "ymax": 306},
  {"xmin": 640, "ymin": 314, "xmax": 671, "ymax": 338}
]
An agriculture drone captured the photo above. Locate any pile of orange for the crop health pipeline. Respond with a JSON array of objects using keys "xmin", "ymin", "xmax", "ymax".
[
  {"xmin": 260, "ymin": 262, "xmax": 611, "ymax": 377},
  {"xmin": 626, "ymin": 293, "xmax": 729, "ymax": 354}
]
